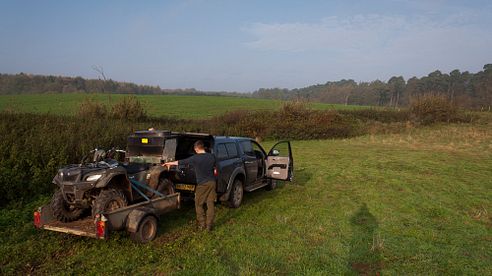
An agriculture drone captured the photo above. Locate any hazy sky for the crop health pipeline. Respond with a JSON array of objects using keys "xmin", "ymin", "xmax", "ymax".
[{"xmin": 1, "ymin": 0, "xmax": 491, "ymax": 92}]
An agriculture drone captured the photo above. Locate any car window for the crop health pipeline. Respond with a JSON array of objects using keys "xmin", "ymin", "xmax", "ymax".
[
  {"xmin": 216, "ymin": 144, "xmax": 228, "ymax": 160},
  {"xmin": 240, "ymin": 141, "xmax": 254, "ymax": 156},
  {"xmin": 269, "ymin": 142, "xmax": 289, "ymax": 157},
  {"xmin": 251, "ymin": 141, "xmax": 265, "ymax": 159},
  {"xmin": 225, "ymin": 143, "xmax": 238, "ymax": 158}
]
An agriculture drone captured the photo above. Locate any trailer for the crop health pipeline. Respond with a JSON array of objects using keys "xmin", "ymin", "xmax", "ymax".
[{"xmin": 34, "ymin": 180, "xmax": 180, "ymax": 243}]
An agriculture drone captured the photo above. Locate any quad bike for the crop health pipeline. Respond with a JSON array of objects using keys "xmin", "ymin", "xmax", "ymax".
[{"xmin": 51, "ymin": 148, "xmax": 174, "ymax": 222}]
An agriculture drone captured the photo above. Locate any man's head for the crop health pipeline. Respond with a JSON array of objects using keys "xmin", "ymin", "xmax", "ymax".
[{"xmin": 194, "ymin": 140, "xmax": 206, "ymax": 153}]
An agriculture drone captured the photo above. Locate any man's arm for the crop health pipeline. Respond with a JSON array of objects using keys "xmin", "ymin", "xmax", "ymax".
[
  {"xmin": 162, "ymin": 160, "xmax": 178, "ymax": 168},
  {"xmin": 162, "ymin": 155, "xmax": 194, "ymax": 168}
]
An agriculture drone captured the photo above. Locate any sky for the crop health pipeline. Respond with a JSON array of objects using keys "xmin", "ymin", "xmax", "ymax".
[{"xmin": 1, "ymin": 0, "xmax": 491, "ymax": 92}]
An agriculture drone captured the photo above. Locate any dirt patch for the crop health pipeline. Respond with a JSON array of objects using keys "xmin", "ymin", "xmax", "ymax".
[
  {"xmin": 351, "ymin": 261, "xmax": 383, "ymax": 275},
  {"xmin": 155, "ymin": 229, "xmax": 187, "ymax": 244}
]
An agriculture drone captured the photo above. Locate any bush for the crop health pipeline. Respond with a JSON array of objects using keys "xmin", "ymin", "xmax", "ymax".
[
  {"xmin": 271, "ymin": 102, "xmax": 359, "ymax": 139},
  {"xmin": 110, "ymin": 96, "xmax": 147, "ymax": 121},
  {"xmin": 210, "ymin": 101, "xmax": 359, "ymax": 140},
  {"xmin": 76, "ymin": 98, "xmax": 108, "ymax": 118},
  {"xmin": 340, "ymin": 108, "xmax": 410, "ymax": 123},
  {"xmin": 209, "ymin": 110, "xmax": 269, "ymax": 139},
  {"xmin": 410, "ymin": 94, "xmax": 458, "ymax": 125}
]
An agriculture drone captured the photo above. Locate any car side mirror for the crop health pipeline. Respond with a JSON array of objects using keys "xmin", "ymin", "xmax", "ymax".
[{"xmin": 271, "ymin": 149, "xmax": 280, "ymax": 156}]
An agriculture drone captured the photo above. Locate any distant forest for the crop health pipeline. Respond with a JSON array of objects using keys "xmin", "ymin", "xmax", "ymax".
[
  {"xmin": 1, "ymin": 64, "xmax": 491, "ymax": 109},
  {"xmin": 0, "ymin": 73, "xmax": 233, "ymax": 96},
  {"xmin": 253, "ymin": 64, "xmax": 492, "ymax": 109}
]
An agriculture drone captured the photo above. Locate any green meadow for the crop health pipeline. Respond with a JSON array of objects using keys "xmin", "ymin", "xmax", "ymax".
[
  {"xmin": 0, "ymin": 93, "xmax": 364, "ymax": 119},
  {"xmin": 1, "ymin": 123, "xmax": 491, "ymax": 275}
]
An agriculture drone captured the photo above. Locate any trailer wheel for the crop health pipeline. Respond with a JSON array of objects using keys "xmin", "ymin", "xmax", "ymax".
[
  {"xmin": 51, "ymin": 189, "xmax": 85, "ymax": 222},
  {"xmin": 265, "ymin": 179, "xmax": 277, "ymax": 191},
  {"xmin": 130, "ymin": 216, "xmax": 158, "ymax": 243},
  {"xmin": 228, "ymin": 178, "xmax": 244, "ymax": 208},
  {"xmin": 92, "ymin": 189, "xmax": 128, "ymax": 217}
]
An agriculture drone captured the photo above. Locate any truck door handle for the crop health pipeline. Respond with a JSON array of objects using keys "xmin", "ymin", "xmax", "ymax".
[{"xmin": 244, "ymin": 161, "xmax": 254, "ymax": 164}]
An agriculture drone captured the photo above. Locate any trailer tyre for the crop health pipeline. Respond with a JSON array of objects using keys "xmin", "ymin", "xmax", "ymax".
[
  {"xmin": 228, "ymin": 178, "xmax": 244, "ymax": 208},
  {"xmin": 92, "ymin": 189, "xmax": 128, "ymax": 217},
  {"xmin": 130, "ymin": 216, "xmax": 158, "ymax": 243},
  {"xmin": 51, "ymin": 189, "xmax": 85, "ymax": 222}
]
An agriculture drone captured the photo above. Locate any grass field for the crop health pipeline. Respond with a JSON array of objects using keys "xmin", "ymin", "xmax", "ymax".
[
  {"xmin": 1, "ymin": 123, "xmax": 491, "ymax": 275},
  {"xmin": 0, "ymin": 93, "xmax": 365, "ymax": 119}
]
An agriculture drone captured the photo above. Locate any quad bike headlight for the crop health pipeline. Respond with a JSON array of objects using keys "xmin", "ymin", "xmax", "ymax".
[{"xmin": 86, "ymin": 174, "xmax": 102, "ymax": 182}]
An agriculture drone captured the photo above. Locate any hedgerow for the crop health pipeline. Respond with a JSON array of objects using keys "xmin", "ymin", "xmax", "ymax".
[{"xmin": 0, "ymin": 98, "xmax": 469, "ymax": 205}]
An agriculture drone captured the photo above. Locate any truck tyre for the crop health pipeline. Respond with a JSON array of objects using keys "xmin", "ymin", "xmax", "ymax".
[
  {"xmin": 265, "ymin": 179, "xmax": 277, "ymax": 191},
  {"xmin": 153, "ymin": 178, "xmax": 175, "ymax": 198},
  {"xmin": 130, "ymin": 215, "xmax": 158, "ymax": 243},
  {"xmin": 51, "ymin": 189, "xmax": 85, "ymax": 222},
  {"xmin": 228, "ymin": 178, "xmax": 244, "ymax": 208},
  {"xmin": 92, "ymin": 189, "xmax": 128, "ymax": 217}
]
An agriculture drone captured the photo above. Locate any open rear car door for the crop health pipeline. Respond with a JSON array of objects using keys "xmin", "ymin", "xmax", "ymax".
[{"xmin": 266, "ymin": 141, "xmax": 293, "ymax": 181}]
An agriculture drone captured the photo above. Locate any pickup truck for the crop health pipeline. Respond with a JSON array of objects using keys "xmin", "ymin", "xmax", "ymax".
[{"xmin": 159, "ymin": 132, "xmax": 294, "ymax": 208}]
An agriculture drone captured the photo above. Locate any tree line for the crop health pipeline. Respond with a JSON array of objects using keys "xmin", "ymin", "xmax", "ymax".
[
  {"xmin": 0, "ymin": 73, "xmax": 236, "ymax": 96},
  {"xmin": 253, "ymin": 64, "xmax": 492, "ymax": 110}
]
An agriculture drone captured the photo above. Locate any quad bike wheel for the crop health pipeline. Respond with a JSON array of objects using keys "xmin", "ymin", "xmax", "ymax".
[
  {"xmin": 51, "ymin": 189, "xmax": 85, "ymax": 222},
  {"xmin": 92, "ymin": 189, "xmax": 128, "ymax": 217},
  {"xmin": 153, "ymin": 178, "xmax": 175, "ymax": 198}
]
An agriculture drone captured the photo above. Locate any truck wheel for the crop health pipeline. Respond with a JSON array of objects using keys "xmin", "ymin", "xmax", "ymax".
[
  {"xmin": 153, "ymin": 178, "xmax": 175, "ymax": 198},
  {"xmin": 228, "ymin": 179, "xmax": 243, "ymax": 208},
  {"xmin": 51, "ymin": 189, "xmax": 85, "ymax": 222},
  {"xmin": 130, "ymin": 216, "xmax": 158, "ymax": 243},
  {"xmin": 92, "ymin": 189, "xmax": 128, "ymax": 217},
  {"xmin": 265, "ymin": 179, "xmax": 277, "ymax": 191}
]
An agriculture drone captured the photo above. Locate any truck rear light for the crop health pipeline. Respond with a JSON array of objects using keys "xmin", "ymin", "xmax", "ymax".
[
  {"xmin": 33, "ymin": 209, "xmax": 41, "ymax": 228},
  {"xmin": 95, "ymin": 214, "xmax": 108, "ymax": 238},
  {"xmin": 214, "ymin": 167, "xmax": 218, "ymax": 177}
]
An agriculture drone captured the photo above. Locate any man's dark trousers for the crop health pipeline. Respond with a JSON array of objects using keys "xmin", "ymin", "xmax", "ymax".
[{"xmin": 195, "ymin": 180, "xmax": 216, "ymax": 229}]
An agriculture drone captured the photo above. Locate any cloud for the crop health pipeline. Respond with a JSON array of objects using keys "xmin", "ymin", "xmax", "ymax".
[
  {"xmin": 243, "ymin": 13, "xmax": 488, "ymax": 52},
  {"xmin": 242, "ymin": 13, "xmax": 492, "ymax": 80},
  {"xmin": 243, "ymin": 15, "xmax": 409, "ymax": 52}
]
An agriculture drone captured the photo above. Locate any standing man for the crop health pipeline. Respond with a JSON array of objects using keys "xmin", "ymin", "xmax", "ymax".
[{"xmin": 163, "ymin": 140, "xmax": 216, "ymax": 231}]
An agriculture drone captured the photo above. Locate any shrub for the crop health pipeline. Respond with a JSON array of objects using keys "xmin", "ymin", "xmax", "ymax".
[
  {"xmin": 110, "ymin": 96, "xmax": 147, "ymax": 121},
  {"xmin": 210, "ymin": 101, "xmax": 359, "ymax": 140},
  {"xmin": 410, "ymin": 94, "xmax": 458, "ymax": 125},
  {"xmin": 340, "ymin": 108, "xmax": 410, "ymax": 123},
  {"xmin": 76, "ymin": 98, "xmax": 108, "ymax": 118}
]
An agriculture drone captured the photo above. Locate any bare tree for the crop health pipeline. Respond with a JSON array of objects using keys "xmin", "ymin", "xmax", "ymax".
[
  {"xmin": 91, "ymin": 65, "xmax": 111, "ymax": 103},
  {"xmin": 91, "ymin": 65, "xmax": 107, "ymax": 81}
]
